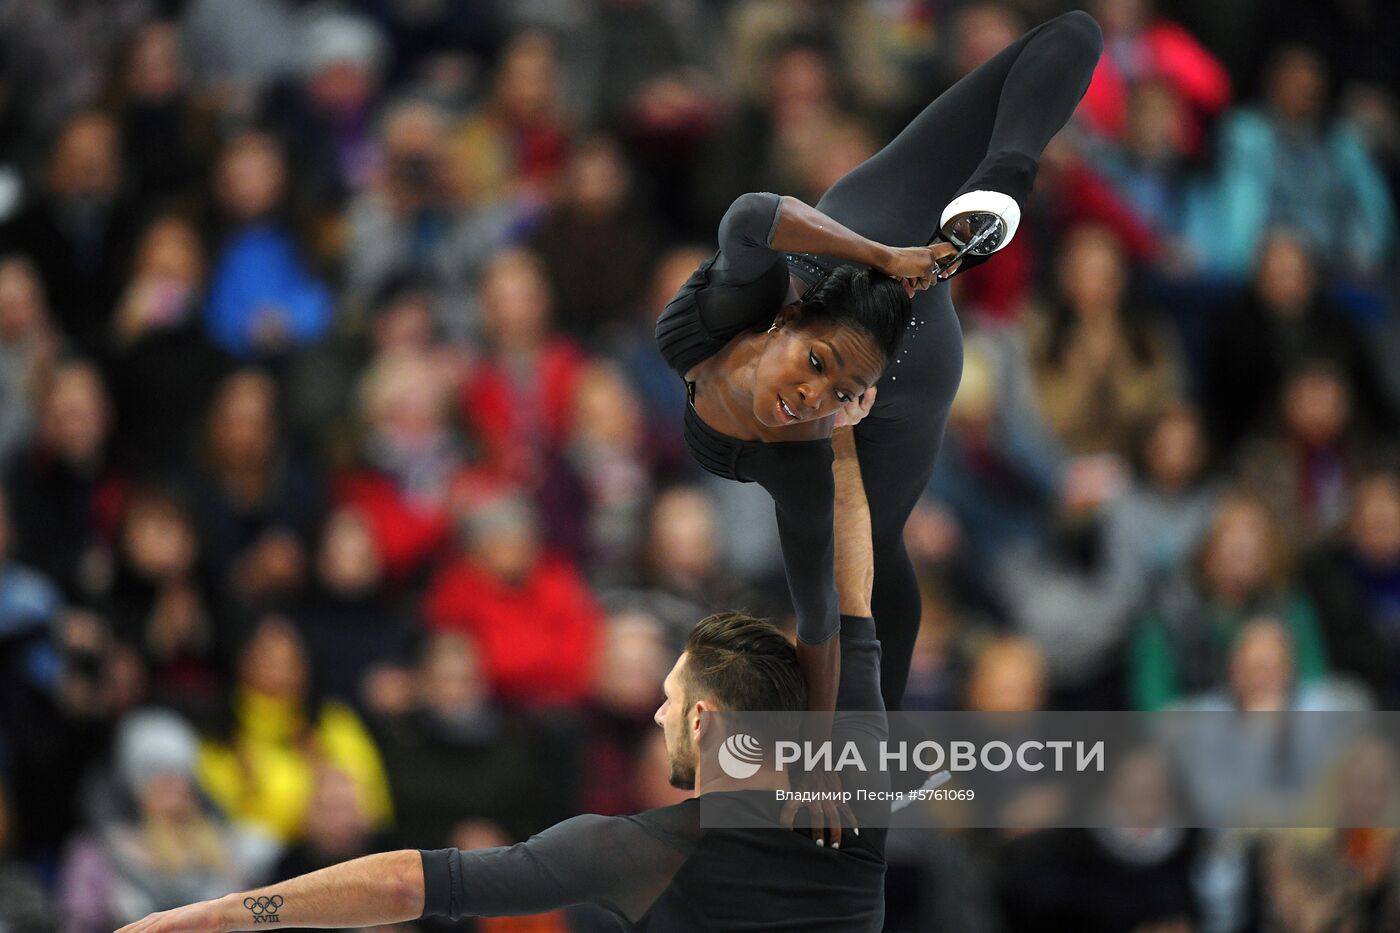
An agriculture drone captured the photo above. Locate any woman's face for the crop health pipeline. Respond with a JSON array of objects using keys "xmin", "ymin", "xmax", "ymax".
[
  {"xmin": 1059, "ymin": 226, "xmax": 1126, "ymax": 315},
  {"xmin": 1337, "ymin": 740, "xmax": 1397, "ymax": 827},
  {"xmin": 966, "ymin": 640, "xmax": 1047, "ymax": 713},
  {"xmin": 317, "ymin": 508, "xmax": 382, "ymax": 594},
  {"xmin": 371, "ymin": 294, "xmax": 434, "ymax": 354},
  {"xmin": 480, "ymin": 253, "xmax": 551, "ymax": 351},
  {"xmin": 751, "ymin": 316, "xmax": 883, "ymax": 428},
  {"xmin": 49, "ymin": 113, "xmax": 119, "ymax": 201},
  {"xmin": 1106, "ymin": 750, "xmax": 1173, "ymax": 828},
  {"xmin": 420, "ymin": 635, "xmax": 485, "ymax": 718},
  {"xmin": 595, "ymin": 614, "xmax": 669, "ymax": 717},
  {"xmin": 0, "ymin": 259, "xmax": 48, "ymax": 342},
  {"xmin": 138, "ymin": 771, "xmax": 198, "ymax": 824},
  {"xmin": 239, "ymin": 617, "xmax": 308, "ymax": 700},
  {"xmin": 1144, "ymin": 409, "xmax": 1205, "ymax": 492},
  {"xmin": 1282, "ymin": 367, "xmax": 1349, "ymax": 447},
  {"xmin": 648, "ymin": 488, "xmax": 717, "ymax": 581},
  {"xmin": 42, "ymin": 365, "xmax": 109, "ymax": 464},
  {"xmin": 216, "ymin": 135, "xmax": 286, "ymax": 222},
  {"xmin": 124, "ymin": 499, "xmax": 197, "ymax": 579},
  {"xmin": 769, "ymin": 47, "xmax": 834, "ymax": 122},
  {"xmin": 1267, "ymin": 50, "xmax": 1325, "ymax": 123},
  {"xmin": 1203, "ymin": 502, "xmax": 1273, "ymax": 599},
  {"xmin": 495, "ymin": 35, "xmax": 558, "ymax": 120},
  {"xmin": 1126, "ymin": 81, "xmax": 1184, "ymax": 160},
  {"xmin": 1228, "ymin": 617, "xmax": 1294, "ymax": 710},
  {"xmin": 571, "ymin": 365, "xmax": 641, "ymax": 448},
  {"xmin": 362, "ymin": 353, "xmax": 447, "ymax": 443},
  {"xmin": 209, "ymin": 373, "xmax": 277, "ymax": 467},
  {"xmin": 566, "ymin": 141, "xmax": 628, "ymax": 215},
  {"xmin": 1350, "ymin": 475, "xmax": 1400, "ymax": 567},
  {"xmin": 135, "ymin": 217, "xmax": 204, "ymax": 285},
  {"xmin": 1255, "ymin": 235, "xmax": 1314, "ymax": 313},
  {"xmin": 127, "ymin": 22, "xmax": 183, "ymax": 102}
]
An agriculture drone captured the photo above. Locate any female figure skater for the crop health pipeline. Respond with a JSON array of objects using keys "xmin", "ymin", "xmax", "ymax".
[{"xmin": 656, "ymin": 12, "xmax": 1103, "ymax": 721}]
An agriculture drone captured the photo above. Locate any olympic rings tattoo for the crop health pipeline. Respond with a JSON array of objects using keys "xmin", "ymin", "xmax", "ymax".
[{"xmin": 244, "ymin": 895, "xmax": 285, "ymax": 923}]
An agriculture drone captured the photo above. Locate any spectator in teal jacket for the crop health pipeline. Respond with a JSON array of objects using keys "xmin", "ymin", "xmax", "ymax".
[{"xmin": 1191, "ymin": 46, "xmax": 1395, "ymax": 283}]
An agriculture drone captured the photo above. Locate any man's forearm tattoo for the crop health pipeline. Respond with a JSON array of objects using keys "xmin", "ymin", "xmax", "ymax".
[{"xmin": 244, "ymin": 894, "xmax": 284, "ymax": 924}]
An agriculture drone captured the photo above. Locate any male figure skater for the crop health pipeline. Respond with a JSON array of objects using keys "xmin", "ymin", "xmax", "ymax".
[{"xmin": 117, "ymin": 425, "xmax": 888, "ymax": 932}]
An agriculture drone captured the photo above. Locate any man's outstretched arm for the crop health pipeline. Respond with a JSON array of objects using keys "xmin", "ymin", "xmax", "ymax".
[
  {"xmin": 829, "ymin": 426, "xmax": 890, "ymax": 843},
  {"xmin": 115, "ymin": 850, "xmax": 425, "ymax": 932},
  {"xmin": 118, "ymin": 811, "xmax": 675, "ymax": 931},
  {"xmin": 829, "ymin": 425, "xmax": 884, "ymax": 715},
  {"xmin": 831, "ymin": 426, "xmax": 873, "ymax": 619}
]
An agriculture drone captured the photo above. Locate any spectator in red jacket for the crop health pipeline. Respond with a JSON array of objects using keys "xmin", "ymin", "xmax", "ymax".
[
  {"xmin": 1080, "ymin": 0, "xmax": 1232, "ymax": 152},
  {"xmin": 423, "ymin": 490, "xmax": 600, "ymax": 709},
  {"xmin": 458, "ymin": 248, "xmax": 585, "ymax": 486},
  {"xmin": 338, "ymin": 349, "xmax": 465, "ymax": 581}
]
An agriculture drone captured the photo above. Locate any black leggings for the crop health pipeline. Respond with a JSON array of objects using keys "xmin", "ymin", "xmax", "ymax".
[{"xmin": 812, "ymin": 11, "xmax": 1102, "ymax": 710}]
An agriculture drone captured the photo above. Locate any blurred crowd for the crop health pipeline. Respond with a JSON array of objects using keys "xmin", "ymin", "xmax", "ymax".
[{"xmin": 0, "ymin": 0, "xmax": 1398, "ymax": 931}]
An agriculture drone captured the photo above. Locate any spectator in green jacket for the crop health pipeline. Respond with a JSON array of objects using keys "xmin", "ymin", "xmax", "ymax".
[{"xmin": 1131, "ymin": 490, "xmax": 1329, "ymax": 709}]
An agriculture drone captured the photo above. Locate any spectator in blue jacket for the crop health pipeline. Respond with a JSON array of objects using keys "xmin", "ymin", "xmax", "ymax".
[{"xmin": 205, "ymin": 131, "xmax": 332, "ymax": 360}]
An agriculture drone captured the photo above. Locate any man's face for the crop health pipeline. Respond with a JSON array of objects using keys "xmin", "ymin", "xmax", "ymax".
[{"xmin": 654, "ymin": 654, "xmax": 698, "ymax": 790}]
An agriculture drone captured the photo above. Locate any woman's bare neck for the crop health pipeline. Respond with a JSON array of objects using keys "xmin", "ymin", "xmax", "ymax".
[{"xmin": 687, "ymin": 332, "xmax": 765, "ymax": 440}]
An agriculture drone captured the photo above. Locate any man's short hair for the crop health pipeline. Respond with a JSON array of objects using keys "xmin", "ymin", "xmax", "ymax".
[{"xmin": 682, "ymin": 611, "xmax": 807, "ymax": 713}]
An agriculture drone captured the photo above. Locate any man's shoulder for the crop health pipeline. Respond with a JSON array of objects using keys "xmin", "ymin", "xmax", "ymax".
[{"xmin": 618, "ymin": 797, "xmax": 705, "ymax": 845}]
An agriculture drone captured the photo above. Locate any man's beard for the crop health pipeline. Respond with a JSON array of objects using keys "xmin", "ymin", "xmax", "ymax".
[{"xmin": 668, "ymin": 735, "xmax": 696, "ymax": 790}]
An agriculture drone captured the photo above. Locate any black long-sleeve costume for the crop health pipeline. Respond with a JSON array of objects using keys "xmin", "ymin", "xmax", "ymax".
[
  {"xmin": 420, "ymin": 615, "xmax": 890, "ymax": 931},
  {"xmin": 656, "ymin": 11, "xmax": 1102, "ymax": 709}
]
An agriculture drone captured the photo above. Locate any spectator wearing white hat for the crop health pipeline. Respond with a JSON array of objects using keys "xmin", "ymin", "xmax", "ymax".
[
  {"xmin": 262, "ymin": 10, "xmax": 390, "ymax": 213},
  {"xmin": 55, "ymin": 709, "xmax": 273, "ymax": 933}
]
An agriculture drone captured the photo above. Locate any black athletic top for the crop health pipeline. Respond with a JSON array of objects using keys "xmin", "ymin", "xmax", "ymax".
[
  {"xmin": 419, "ymin": 793, "xmax": 884, "ymax": 931},
  {"xmin": 419, "ymin": 615, "xmax": 889, "ymax": 932},
  {"xmin": 654, "ymin": 192, "xmax": 841, "ymax": 647}
]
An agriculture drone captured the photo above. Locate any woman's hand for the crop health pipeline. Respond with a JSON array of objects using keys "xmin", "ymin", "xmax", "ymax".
[
  {"xmin": 878, "ymin": 243, "xmax": 963, "ymax": 295},
  {"xmin": 833, "ymin": 386, "xmax": 877, "ymax": 429},
  {"xmin": 780, "ymin": 769, "xmax": 858, "ymax": 849},
  {"xmin": 878, "ymin": 245, "xmax": 940, "ymax": 287},
  {"xmin": 930, "ymin": 240, "xmax": 962, "ymax": 279}
]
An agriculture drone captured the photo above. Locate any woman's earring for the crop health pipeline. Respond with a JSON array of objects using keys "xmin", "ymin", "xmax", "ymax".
[{"xmin": 768, "ymin": 322, "xmax": 780, "ymax": 333}]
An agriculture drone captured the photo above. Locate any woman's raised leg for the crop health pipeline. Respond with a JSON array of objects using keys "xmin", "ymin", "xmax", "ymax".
[
  {"xmin": 830, "ymin": 12, "xmax": 1102, "ymax": 708},
  {"xmin": 812, "ymin": 10, "xmax": 1102, "ymax": 251}
]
